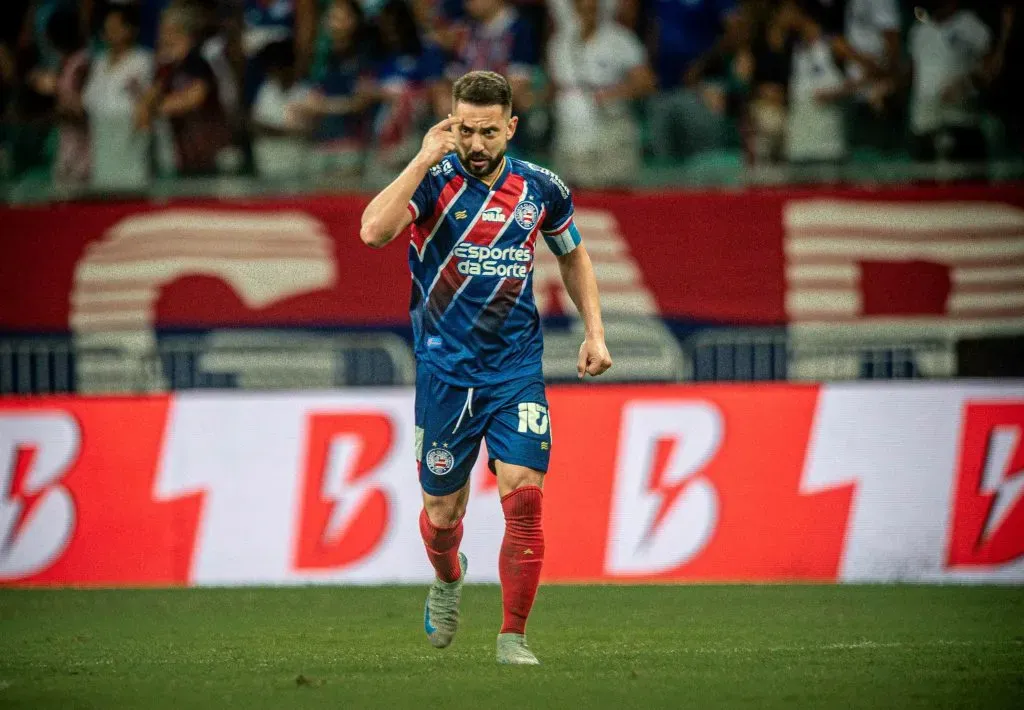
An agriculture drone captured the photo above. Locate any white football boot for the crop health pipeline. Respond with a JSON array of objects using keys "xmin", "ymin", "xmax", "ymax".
[
  {"xmin": 423, "ymin": 552, "xmax": 468, "ymax": 648},
  {"xmin": 496, "ymin": 633, "xmax": 540, "ymax": 665}
]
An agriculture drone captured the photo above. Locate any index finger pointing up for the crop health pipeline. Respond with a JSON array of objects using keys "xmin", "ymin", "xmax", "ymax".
[{"xmin": 437, "ymin": 115, "xmax": 463, "ymax": 131}]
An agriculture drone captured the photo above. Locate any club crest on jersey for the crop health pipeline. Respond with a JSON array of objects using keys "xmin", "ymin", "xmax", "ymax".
[
  {"xmin": 426, "ymin": 447, "xmax": 454, "ymax": 476},
  {"xmin": 481, "ymin": 207, "xmax": 507, "ymax": 223},
  {"xmin": 514, "ymin": 201, "xmax": 540, "ymax": 229}
]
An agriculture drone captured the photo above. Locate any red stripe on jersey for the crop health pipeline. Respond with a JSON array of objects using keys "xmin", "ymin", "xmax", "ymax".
[
  {"xmin": 426, "ymin": 173, "xmax": 528, "ymax": 321},
  {"xmin": 473, "ymin": 206, "xmax": 545, "ymax": 335},
  {"xmin": 475, "ymin": 276, "xmax": 526, "ymax": 336},
  {"xmin": 412, "ymin": 175, "xmax": 466, "ymax": 258}
]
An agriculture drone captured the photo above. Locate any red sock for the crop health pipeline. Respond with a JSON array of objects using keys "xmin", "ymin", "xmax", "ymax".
[
  {"xmin": 419, "ymin": 508, "xmax": 464, "ymax": 583},
  {"xmin": 499, "ymin": 485, "xmax": 545, "ymax": 635}
]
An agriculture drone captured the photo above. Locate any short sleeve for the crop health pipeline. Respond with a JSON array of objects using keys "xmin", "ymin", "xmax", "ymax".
[
  {"xmin": 252, "ymin": 82, "xmax": 279, "ymax": 126},
  {"xmin": 547, "ymin": 33, "xmax": 572, "ymax": 85},
  {"xmin": 616, "ymin": 28, "xmax": 646, "ymax": 71},
  {"xmin": 409, "ymin": 171, "xmax": 440, "ymax": 224},
  {"xmin": 964, "ymin": 14, "xmax": 993, "ymax": 56},
  {"xmin": 871, "ymin": 0, "xmax": 900, "ymax": 32},
  {"xmin": 135, "ymin": 51, "xmax": 155, "ymax": 84},
  {"xmin": 538, "ymin": 168, "xmax": 581, "ymax": 256}
]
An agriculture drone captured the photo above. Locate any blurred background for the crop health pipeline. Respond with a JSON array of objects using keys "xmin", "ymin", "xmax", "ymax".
[
  {"xmin": 0, "ymin": 0, "xmax": 1021, "ymax": 192},
  {"xmin": 0, "ymin": 0, "xmax": 1022, "ymax": 395}
]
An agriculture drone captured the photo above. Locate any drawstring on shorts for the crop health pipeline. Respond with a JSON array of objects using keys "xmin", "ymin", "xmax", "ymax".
[{"xmin": 452, "ymin": 387, "xmax": 475, "ymax": 434}]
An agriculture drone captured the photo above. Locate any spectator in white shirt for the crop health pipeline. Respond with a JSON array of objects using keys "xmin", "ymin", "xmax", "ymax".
[
  {"xmin": 83, "ymin": 4, "xmax": 154, "ymax": 189},
  {"xmin": 843, "ymin": 0, "xmax": 903, "ymax": 153},
  {"xmin": 907, "ymin": 0, "xmax": 992, "ymax": 161},
  {"xmin": 547, "ymin": 0, "xmax": 655, "ymax": 187},
  {"xmin": 786, "ymin": 5, "xmax": 849, "ymax": 163},
  {"xmin": 251, "ymin": 39, "xmax": 312, "ymax": 179},
  {"xmin": 845, "ymin": 0, "xmax": 901, "ymax": 82}
]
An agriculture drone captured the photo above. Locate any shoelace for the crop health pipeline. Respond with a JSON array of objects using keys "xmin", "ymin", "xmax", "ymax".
[{"xmin": 430, "ymin": 584, "xmax": 460, "ymax": 629}]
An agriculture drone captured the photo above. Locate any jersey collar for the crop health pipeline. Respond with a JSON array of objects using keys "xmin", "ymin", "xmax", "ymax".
[{"xmin": 453, "ymin": 153, "xmax": 511, "ymax": 193}]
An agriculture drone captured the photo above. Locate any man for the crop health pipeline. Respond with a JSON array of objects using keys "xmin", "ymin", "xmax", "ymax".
[
  {"xmin": 907, "ymin": 0, "xmax": 993, "ymax": 162},
  {"xmin": 648, "ymin": 0, "xmax": 742, "ymax": 160},
  {"xmin": 359, "ymin": 70, "xmax": 612, "ymax": 665},
  {"xmin": 547, "ymin": 0, "xmax": 656, "ymax": 187},
  {"xmin": 137, "ymin": 3, "xmax": 232, "ymax": 176},
  {"xmin": 82, "ymin": 3, "xmax": 154, "ymax": 189},
  {"xmin": 445, "ymin": 0, "xmax": 537, "ymax": 113},
  {"xmin": 842, "ymin": 0, "xmax": 903, "ymax": 153}
]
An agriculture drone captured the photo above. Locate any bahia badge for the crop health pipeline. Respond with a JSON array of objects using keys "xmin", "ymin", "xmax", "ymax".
[
  {"xmin": 514, "ymin": 201, "xmax": 539, "ymax": 230},
  {"xmin": 426, "ymin": 447, "xmax": 454, "ymax": 476}
]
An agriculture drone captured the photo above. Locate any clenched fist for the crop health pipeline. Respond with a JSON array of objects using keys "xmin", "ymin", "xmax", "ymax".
[
  {"xmin": 417, "ymin": 115, "xmax": 462, "ymax": 167},
  {"xmin": 577, "ymin": 336, "xmax": 613, "ymax": 379}
]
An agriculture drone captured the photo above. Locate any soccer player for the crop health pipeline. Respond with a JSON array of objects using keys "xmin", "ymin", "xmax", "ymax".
[{"xmin": 359, "ymin": 70, "xmax": 612, "ymax": 665}]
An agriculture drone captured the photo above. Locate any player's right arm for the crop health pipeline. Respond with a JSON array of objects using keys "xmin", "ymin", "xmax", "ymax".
[{"xmin": 359, "ymin": 116, "xmax": 462, "ymax": 248}]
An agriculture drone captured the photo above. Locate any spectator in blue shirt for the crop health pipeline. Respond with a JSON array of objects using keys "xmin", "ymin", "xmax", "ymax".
[
  {"xmin": 370, "ymin": 0, "xmax": 443, "ymax": 169},
  {"xmin": 648, "ymin": 0, "xmax": 743, "ymax": 161},
  {"xmin": 298, "ymin": 0, "xmax": 376, "ymax": 175},
  {"xmin": 446, "ymin": 0, "xmax": 537, "ymax": 112},
  {"xmin": 239, "ymin": 0, "xmax": 317, "ymax": 105}
]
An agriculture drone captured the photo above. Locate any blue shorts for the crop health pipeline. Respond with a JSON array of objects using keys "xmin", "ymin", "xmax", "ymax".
[{"xmin": 415, "ymin": 367, "xmax": 552, "ymax": 496}]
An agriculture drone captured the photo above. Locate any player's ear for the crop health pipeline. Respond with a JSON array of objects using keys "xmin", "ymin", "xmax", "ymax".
[{"xmin": 506, "ymin": 115, "xmax": 518, "ymax": 141}]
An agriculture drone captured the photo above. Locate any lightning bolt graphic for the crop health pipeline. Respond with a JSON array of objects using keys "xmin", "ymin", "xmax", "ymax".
[
  {"xmin": 321, "ymin": 435, "xmax": 373, "ymax": 544},
  {"xmin": 1, "ymin": 446, "xmax": 40, "ymax": 557},
  {"xmin": 643, "ymin": 436, "xmax": 689, "ymax": 547},
  {"xmin": 979, "ymin": 425, "xmax": 1024, "ymax": 546}
]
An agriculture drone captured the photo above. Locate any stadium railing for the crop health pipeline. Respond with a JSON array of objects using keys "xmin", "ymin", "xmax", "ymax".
[
  {"xmin": 0, "ymin": 325, "xmax": 961, "ymax": 396},
  {"xmin": 0, "ymin": 331, "xmax": 416, "ymax": 395}
]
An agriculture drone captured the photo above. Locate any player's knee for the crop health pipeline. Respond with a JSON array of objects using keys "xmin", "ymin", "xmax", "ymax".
[
  {"xmin": 423, "ymin": 496, "xmax": 466, "ymax": 528},
  {"xmin": 495, "ymin": 462, "xmax": 544, "ymax": 497}
]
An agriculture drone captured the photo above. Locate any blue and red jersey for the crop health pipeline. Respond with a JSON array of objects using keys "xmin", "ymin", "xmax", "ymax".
[{"xmin": 406, "ymin": 154, "xmax": 582, "ymax": 387}]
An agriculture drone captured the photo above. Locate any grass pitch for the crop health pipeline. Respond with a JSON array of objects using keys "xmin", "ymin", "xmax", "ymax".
[{"xmin": 1, "ymin": 585, "xmax": 1021, "ymax": 709}]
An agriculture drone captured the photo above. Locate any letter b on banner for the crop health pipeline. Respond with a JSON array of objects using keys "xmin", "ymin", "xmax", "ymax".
[
  {"xmin": 948, "ymin": 403, "xmax": 1024, "ymax": 567},
  {"xmin": 0, "ymin": 414, "xmax": 80, "ymax": 579},
  {"xmin": 294, "ymin": 414, "xmax": 394, "ymax": 570},
  {"xmin": 606, "ymin": 402, "xmax": 722, "ymax": 576}
]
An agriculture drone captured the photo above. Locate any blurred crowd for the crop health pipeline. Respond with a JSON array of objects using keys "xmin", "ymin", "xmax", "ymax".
[{"xmin": 0, "ymin": 0, "xmax": 1020, "ymax": 191}]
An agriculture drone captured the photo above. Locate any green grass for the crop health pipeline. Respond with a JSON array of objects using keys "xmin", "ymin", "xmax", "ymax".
[{"xmin": 1, "ymin": 585, "xmax": 1022, "ymax": 709}]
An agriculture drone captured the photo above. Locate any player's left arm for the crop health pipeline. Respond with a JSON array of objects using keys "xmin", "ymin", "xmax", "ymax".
[{"xmin": 556, "ymin": 244, "xmax": 613, "ymax": 379}]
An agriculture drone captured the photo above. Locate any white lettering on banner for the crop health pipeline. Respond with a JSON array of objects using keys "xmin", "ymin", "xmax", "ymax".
[
  {"xmin": 784, "ymin": 200, "xmax": 1024, "ymax": 340},
  {"xmin": 947, "ymin": 403, "xmax": 1024, "ymax": 568},
  {"xmin": 0, "ymin": 414, "xmax": 79, "ymax": 579},
  {"xmin": 322, "ymin": 434, "xmax": 376, "ymax": 542},
  {"xmin": 801, "ymin": 383, "xmax": 1024, "ymax": 583},
  {"xmin": 71, "ymin": 211, "xmax": 335, "ymax": 392},
  {"xmin": 154, "ymin": 392, "xmax": 508, "ymax": 584},
  {"xmin": 978, "ymin": 427, "xmax": 1024, "ymax": 544},
  {"xmin": 606, "ymin": 402, "xmax": 721, "ymax": 575}
]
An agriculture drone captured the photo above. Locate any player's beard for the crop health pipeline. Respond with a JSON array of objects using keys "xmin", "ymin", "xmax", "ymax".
[{"xmin": 459, "ymin": 148, "xmax": 505, "ymax": 179}]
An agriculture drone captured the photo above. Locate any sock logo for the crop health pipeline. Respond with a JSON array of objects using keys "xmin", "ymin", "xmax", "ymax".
[
  {"xmin": 606, "ymin": 402, "xmax": 722, "ymax": 576},
  {"xmin": 0, "ymin": 414, "xmax": 80, "ymax": 580}
]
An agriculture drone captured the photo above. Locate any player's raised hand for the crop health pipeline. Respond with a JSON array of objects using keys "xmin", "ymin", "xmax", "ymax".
[
  {"xmin": 577, "ymin": 337, "xmax": 613, "ymax": 379},
  {"xmin": 417, "ymin": 115, "xmax": 462, "ymax": 167}
]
